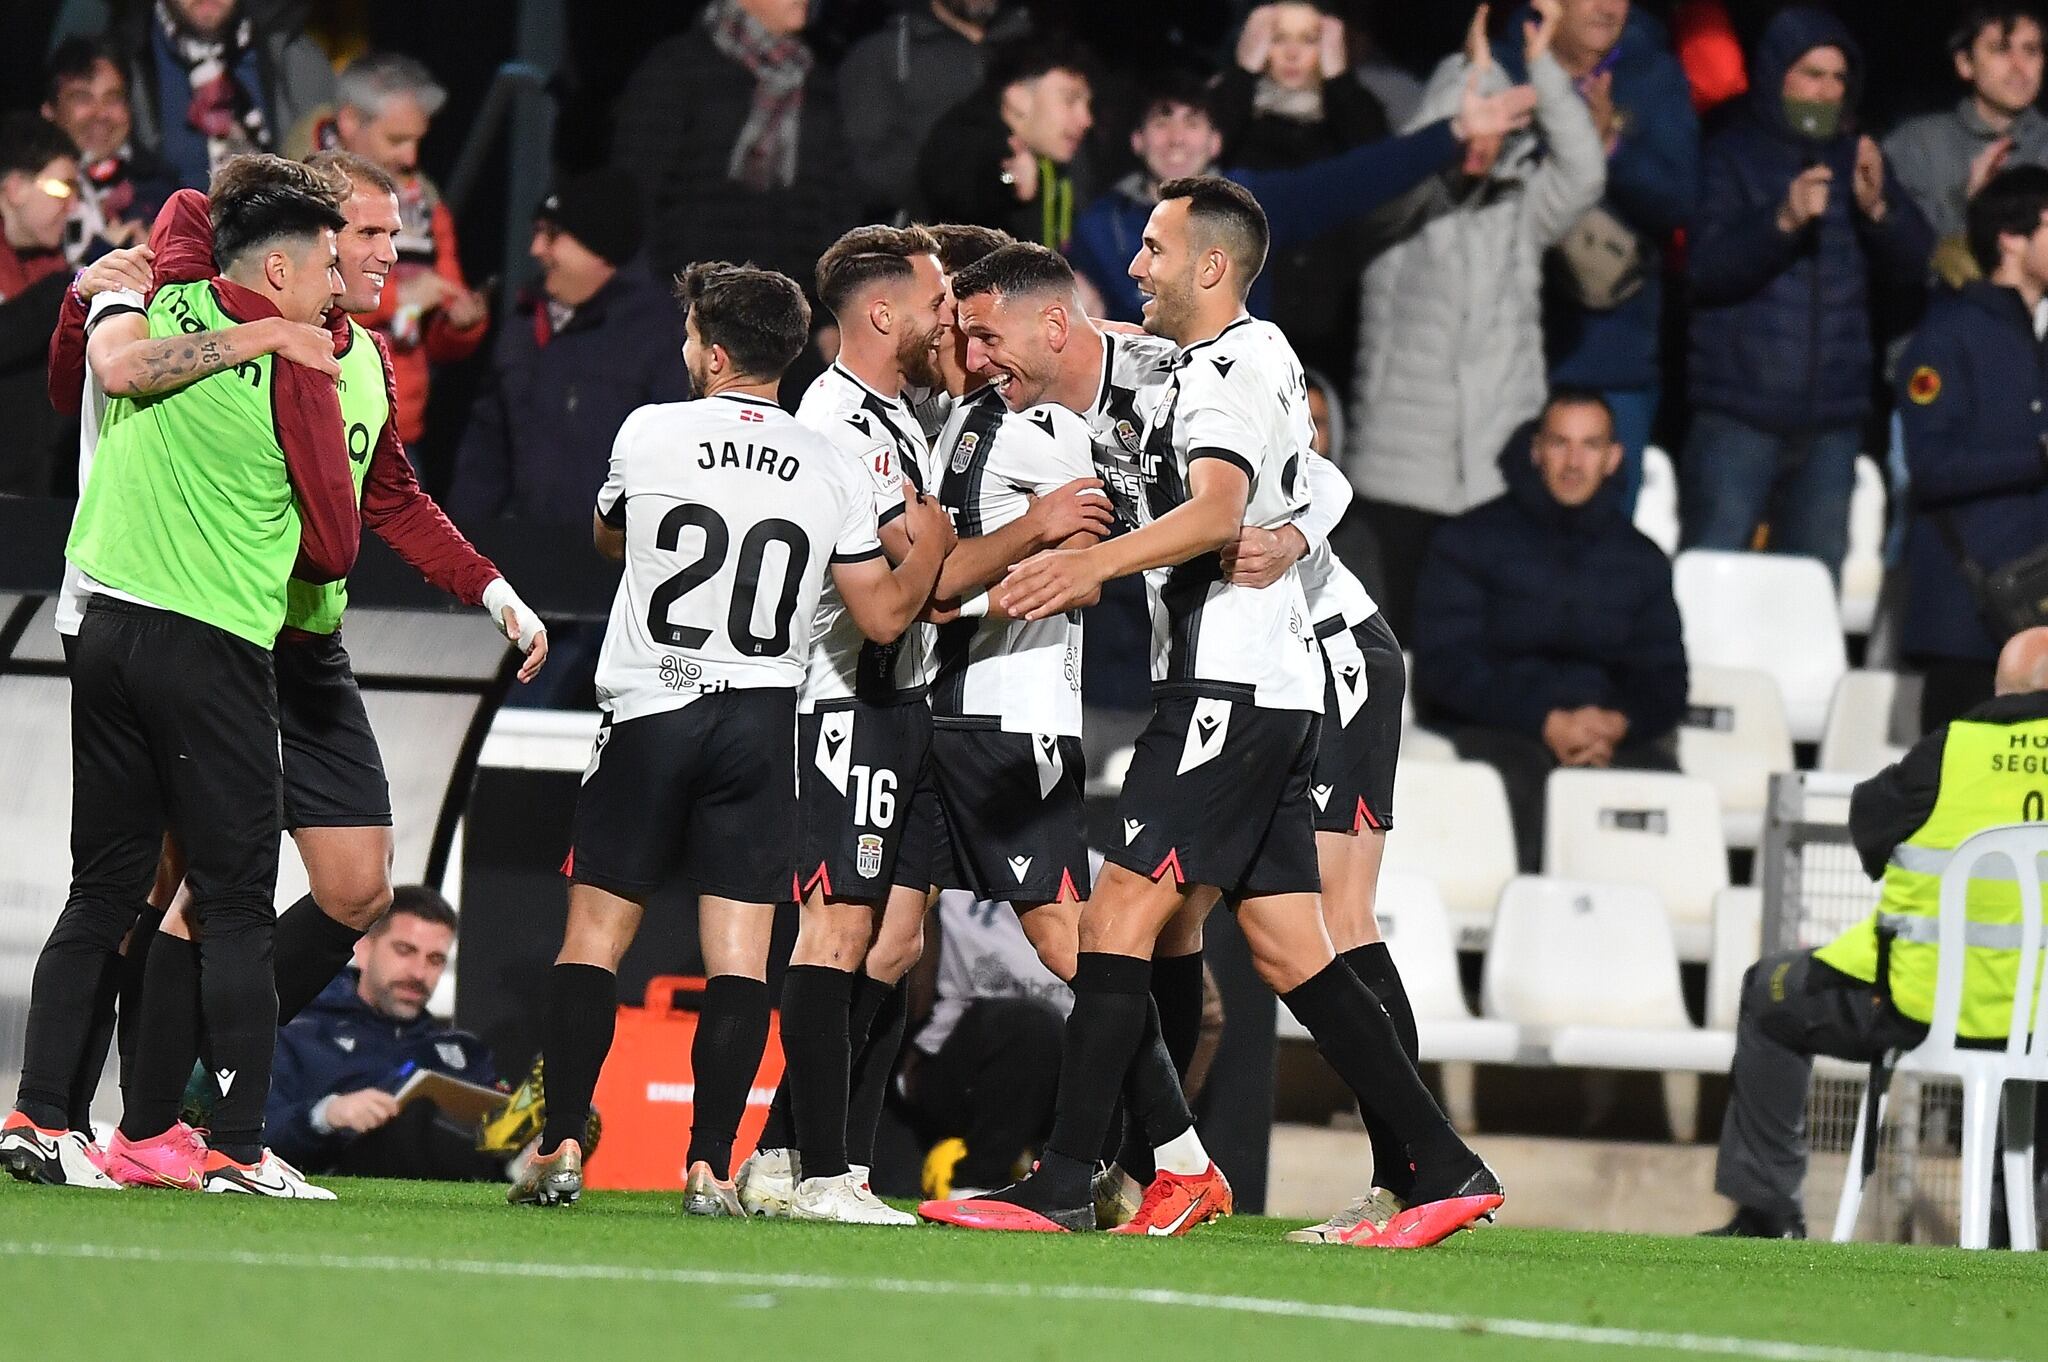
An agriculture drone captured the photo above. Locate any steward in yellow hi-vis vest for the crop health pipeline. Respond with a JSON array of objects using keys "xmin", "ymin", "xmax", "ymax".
[{"xmin": 1705, "ymin": 630, "xmax": 2048, "ymax": 1240}]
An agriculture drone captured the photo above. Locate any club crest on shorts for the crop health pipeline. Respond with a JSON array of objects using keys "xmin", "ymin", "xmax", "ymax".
[
  {"xmin": 856, "ymin": 833, "xmax": 884, "ymax": 879},
  {"xmin": 949, "ymin": 429, "xmax": 980, "ymax": 473},
  {"xmin": 1177, "ymin": 697, "xmax": 1232, "ymax": 775}
]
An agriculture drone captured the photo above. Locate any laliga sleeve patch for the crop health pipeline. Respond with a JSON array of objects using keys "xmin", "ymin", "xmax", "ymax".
[{"xmin": 1907, "ymin": 366, "xmax": 1942, "ymax": 405}]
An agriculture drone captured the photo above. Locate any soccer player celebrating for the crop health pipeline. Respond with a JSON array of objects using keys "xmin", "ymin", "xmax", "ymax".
[
  {"xmin": 3, "ymin": 156, "xmax": 359, "ymax": 1197},
  {"xmin": 925, "ymin": 184, "xmax": 1502, "ymax": 1246},
  {"xmin": 510, "ymin": 262, "xmax": 952, "ymax": 1209}
]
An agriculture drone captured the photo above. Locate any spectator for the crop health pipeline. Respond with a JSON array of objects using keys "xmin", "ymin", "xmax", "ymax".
[
  {"xmin": 1413, "ymin": 391, "xmax": 1688, "ymax": 872},
  {"xmin": 1885, "ymin": 3, "xmax": 2048, "ymax": 284},
  {"xmin": 1212, "ymin": 3, "xmax": 1390, "ymax": 385},
  {"xmin": 449, "ymin": 169, "xmax": 689, "ymax": 527},
  {"xmin": 915, "ymin": 36, "xmax": 1094, "ymax": 249},
  {"xmin": 612, "ymin": 0, "xmax": 856, "ymax": 296},
  {"xmin": 96, "ymin": 0, "xmax": 337, "ymax": 190},
  {"xmin": 1495, "ymin": 0, "xmax": 1699, "ymax": 514},
  {"xmin": 1680, "ymin": 7, "xmax": 1934, "ymax": 580},
  {"xmin": 265, "ymin": 887, "xmax": 532, "ymax": 1180},
  {"xmin": 40, "ymin": 37, "xmax": 174, "ymax": 265},
  {"xmin": 322, "ymin": 52, "xmax": 489, "ymax": 448},
  {"xmin": 837, "ymin": 0, "xmax": 1033, "ymax": 220},
  {"xmin": 1067, "ymin": 70, "xmax": 1536, "ymax": 330},
  {"xmin": 1893, "ymin": 166, "xmax": 2048, "ymax": 733},
  {"xmin": 902, "ymin": 893, "xmax": 1070, "ymax": 1199},
  {"xmin": 1707, "ymin": 629, "xmax": 2048, "ymax": 1240},
  {"xmin": 1346, "ymin": 1, "xmax": 1606, "ymax": 638},
  {"xmin": 0, "ymin": 115, "xmax": 81, "ymax": 498}
]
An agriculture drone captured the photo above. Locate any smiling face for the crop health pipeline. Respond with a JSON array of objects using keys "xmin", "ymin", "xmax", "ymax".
[
  {"xmin": 44, "ymin": 59, "xmax": 132, "ymax": 163},
  {"xmin": 334, "ymin": 185, "xmax": 400, "ymax": 314},
  {"xmin": 1128, "ymin": 197, "xmax": 1202, "ymax": 342},
  {"xmin": 1131, "ymin": 100, "xmax": 1221, "ymax": 185},
  {"xmin": 958, "ymin": 287, "xmax": 1067, "ymax": 411},
  {"xmin": 355, "ymin": 912, "xmax": 454, "ymax": 1022},
  {"xmin": 889, "ymin": 253, "xmax": 950, "ymax": 390},
  {"xmin": 1005, "ymin": 68, "xmax": 1094, "ymax": 164}
]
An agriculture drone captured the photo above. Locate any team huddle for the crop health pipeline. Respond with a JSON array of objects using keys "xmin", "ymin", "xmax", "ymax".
[
  {"xmin": 0, "ymin": 147, "xmax": 1498, "ymax": 1248},
  {"xmin": 529, "ymin": 178, "xmax": 1501, "ymax": 1247}
]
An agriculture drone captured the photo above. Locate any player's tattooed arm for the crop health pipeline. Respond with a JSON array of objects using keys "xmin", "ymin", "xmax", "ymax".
[{"xmin": 91, "ymin": 316, "xmax": 338, "ymax": 398}]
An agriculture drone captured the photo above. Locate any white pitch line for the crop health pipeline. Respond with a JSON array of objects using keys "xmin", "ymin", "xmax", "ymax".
[{"xmin": 0, "ymin": 1240, "xmax": 2016, "ymax": 1362}]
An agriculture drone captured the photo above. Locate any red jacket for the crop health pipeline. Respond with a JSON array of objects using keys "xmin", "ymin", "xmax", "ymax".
[{"xmin": 47, "ymin": 188, "xmax": 502, "ymax": 606}]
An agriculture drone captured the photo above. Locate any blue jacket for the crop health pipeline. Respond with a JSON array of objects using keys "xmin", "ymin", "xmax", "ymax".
[
  {"xmin": 449, "ymin": 265, "xmax": 692, "ymax": 527},
  {"xmin": 1495, "ymin": 6, "xmax": 1699, "ymax": 391},
  {"xmin": 1067, "ymin": 119, "xmax": 1459, "ymax": 324},
  {"xmin": 1896, "ymin": 281, "xmax": 2048, "ymax": 661},
  {"xmin": 1413, "ymin": 427, "xmax": 1688, "ymax": 740},
  {"xmin": 264, "ymin": 971, "xmax": 499, "ymax": 1171},
  {"xmin": 1686, "ymin": 7, "xmax": 1933, "ymax": 434}
]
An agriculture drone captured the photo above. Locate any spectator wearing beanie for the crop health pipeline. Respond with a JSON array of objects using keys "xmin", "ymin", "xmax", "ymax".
[{"xmin": 449, "ymin": 168, "xmax": 689, "ymax": 527}]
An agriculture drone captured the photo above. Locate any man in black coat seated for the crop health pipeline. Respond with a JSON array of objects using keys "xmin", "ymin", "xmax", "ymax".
[{"xmin": 1413, "ymin": 389, "xmax": 1690, "ymax": 871}]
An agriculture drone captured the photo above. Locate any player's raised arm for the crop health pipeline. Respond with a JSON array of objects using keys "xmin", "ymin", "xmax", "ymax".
[{"xmin": 834, "ymin": 485, "xmax": 955, "ymax": 641}]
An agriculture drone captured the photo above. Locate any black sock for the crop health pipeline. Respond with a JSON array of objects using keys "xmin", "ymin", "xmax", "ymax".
[
  {"xmin": 687, "ymin": 974, "xmax": 770, "ymax": 1179},
  {"xmin": 1341, "ymin": 943, "xmax": 1421, "ymax": 1199},
  {"xmin": 994, "ymin": 953, "xmax": 1150, "ymax": 1212},
  {"xmin": 757, "ymin": 1086, "xmax": 793, "ymax": 1153},
  {"xmin": 780, "ymin": 964, "xmax": 855, "ymax": 1181},
  {"xmin": 273, "ymin": 894, "xmax": 367, "ymax": 1023},
  {"xmin": 1119, "ymin": 952, "xmax": 1204, "ymax": 1180},
  {"xmin": 118, "ymin": 933, "xmax": 201, "ymax": 1142},
  {"xmin": 847, "ymin": 978, "xmax": 906, "ymax": 1169},
  {"xmin": 14, "ymin": 893, "xmax": 145, "ymax": 1130},
  {"xmin": 191, "ymin": 902, "xmax": 277, "ymax": 1161},
  {"xmin": 539, "ymin": 963, "xmax": 617, "ymax": 1154},
  {"xmin": 1281, "ymin": 959, "xmax": 1477, "ymax": 1200}
]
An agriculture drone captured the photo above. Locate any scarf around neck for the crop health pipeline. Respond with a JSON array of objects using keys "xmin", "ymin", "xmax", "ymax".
[
  {"xmin": 706, "ymin": 0, "xmax": 813, "ymax": 192},
  {"xmin": 158, "ymin": 0, "xmax": 273, "ymax": 174}
]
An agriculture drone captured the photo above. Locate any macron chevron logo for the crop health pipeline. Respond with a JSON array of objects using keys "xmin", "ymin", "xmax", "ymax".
[
  {"xmin": 1123, "ymin": 818, "xmax": 1146, "ymax": 845},
  {"xmin": 1008, "ymin": 855, "xmax": 1034, "ymax": 883},
  {"xmin": 215, "ymin": 1068, "xmax": 237, "ymax": 1096}
]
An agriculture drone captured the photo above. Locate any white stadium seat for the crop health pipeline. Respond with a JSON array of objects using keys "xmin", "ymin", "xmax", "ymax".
[
  {"xmin": 1839, "ymin": 455, "xmax": 1886, "ymax": 635},
  {"xmin": 1401, "ymin": 723, "xmax": 1457, "ymax": 764},
  {"xmin": 1673, "ymin": 549, "xmax": 1849, "ymax": 743},
  {"xmin": 1383, "ymin": 760, "xmax": 1518, "ymax": 949},
  {"xmin": 1634, "ymin": 445, "xmax": 1680, "ymax": 556},
  {"xmin": 1706, "ymin": 885, "xmax": 1763, "ymax": 1031},
  {"xmin": 1677, "ymin": 665, "xmax": 1794, "ymax": 851},
  {"xmin": 1375, "ymin": 873, "xmax": 1521, "ymax": 1063},
  {"xmin": 1541, "ymin": 768, "xmax": 1729, "ymax": 961},
  {"xmin": 1482, "ymin": 877, "xmax": 1734, "ymax": 1074},
  {"xmin": 1818, "ymin": 669, "xmax": 1913, "ymax": 777}
]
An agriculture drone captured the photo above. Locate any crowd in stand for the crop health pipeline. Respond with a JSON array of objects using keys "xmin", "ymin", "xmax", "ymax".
[{"xmin": 5, "ymin": 0, "xmax": 2048, "ymax": 748}]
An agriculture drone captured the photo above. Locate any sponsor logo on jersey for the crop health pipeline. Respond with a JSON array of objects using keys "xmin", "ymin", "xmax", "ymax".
[{"xmin": 856, "ymin": 833, "xmax": 884, "ymax": 879}]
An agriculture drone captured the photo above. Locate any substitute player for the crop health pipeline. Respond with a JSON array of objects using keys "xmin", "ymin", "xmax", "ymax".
[
  {"xmin": 927, "ymin": 187, "xmax": 1501, "ymax": 1246},
  {"xmin": 510, "ymin": 262, "xmax": 952, "ymax": 1209}
]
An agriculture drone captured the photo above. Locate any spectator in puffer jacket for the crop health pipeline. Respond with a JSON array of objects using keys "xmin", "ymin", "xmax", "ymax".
[
  {"xmin": 1494, "ymin": 0, "xmax": 1699, "ymax": 515},
  {"xmin": 1413, "ymin": 391, "xmax": 1688, "ymax": 871},
  {"xmin": 1345, "ymin": 0, "xmax": 1606, "ymax": 639},
  {"xmin": 265, "ymin": 887, "xmax": 512, "ymax": 1179},
  {"xmin": 612, "ymin": 0, "xmax": 857, "ymax": 296},
  {"xmin": 1680, "ymin": 6, "xmax": 1934, "ymax": 580}
]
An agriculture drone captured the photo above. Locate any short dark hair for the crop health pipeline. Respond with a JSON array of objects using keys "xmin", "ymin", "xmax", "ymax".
[
  {"xmin": 984, "ymin": 33, "xmax": 1092, "ymax": 93},
  {"xmin": 1968, "ymin": 164, "xmax": 2048, "ymax": 272},
  {"xmin": 44, "ymin": 36, "xmax": 123, "ymax": 106},
  {"xmin": 949, "ymin": 241, "xmax": 1078, "ymax": 306},
  {"xmin": 1540, "ymin": 386, "xmax": 1618, "ymax": 436},
  {"xmin": 1157, "ymin": 175, "xmax": 1270, "ymax": 292},
  {"xmin": 1135, "ymin": 69, "xmax": 1217, "ymax": 128},
  {"xmin": 922, "ymin": 222, "xmax": 1014, "ymax": 276},
  {"xmin": 676, "ymin": 261, "xmax": 812, "ymax": 380},
  {"xmin": 1950, "ymin": 3, "xmax": 2044, "ymax": 56},
  {"xmin": 813, "ymin": 223, "xmax": 940, "ymax": 319},
  {"xmin": 208, "ymin": 153, "xmax": 349, "ymax": 268},
  {"xmin": 0, "ymin": 111, "xmax": 79, "ymax": 179},
  {"xmin": 372, "ymin": 884, "xmax": 460, "ymax": 936},
  {"xmin": 304, "ymin": 148, "xmax": 399, "ymax": 198}
]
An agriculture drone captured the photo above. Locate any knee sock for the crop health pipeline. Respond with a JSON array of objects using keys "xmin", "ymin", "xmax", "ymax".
[
  {"xmin": 686, "ymin": 974, "xmax": 770, "ymax": 1179},
  {"xmin": 538, "ymin": 963, "xmax": 617, "ymax": 1155},
  {"xmin": 993, "ymin": 953, "xmax": 1151, "ymax": 1212},
  {"xmin": 756, "ymin": 1085, "xmax": 793, "ymax": 1154},
  {"xmin": 847, "ymin": 977, "xmax": 905, "ymax": 1170},
  {"xmin": 1341, "ymin": 943, "xmax": 1421, "ymax": 1199},
  {"xmin": 1119, "ymin": 952, "xmax": 1205, "ymax": 1180},
  {"xmin": 14, "ymin": 896, "xmax": 144, "ymax": 1129},
  {"xmin": 190, "ymin": 903, "xmax": 278, "ymax": 1162},
  {"xmin": 273, "ymin": 894, "xmax": 368, "ymax": 1023},
  {"xmin": 117, "ymin": 933, "xmax": 201, "ymax": 1144},
  {"xmin": 1280, "ymin": 959, "xmax": 1478, "ymax": 1202},
  {"xmin": 780, "ymin": 964, "xmax": 855, "ymax": 1181}
]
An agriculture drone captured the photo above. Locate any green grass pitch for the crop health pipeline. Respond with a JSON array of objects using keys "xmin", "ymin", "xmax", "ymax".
[{"xmin": 3, "ymin": 1177, "xmax": 2043, "ymax": 1362}]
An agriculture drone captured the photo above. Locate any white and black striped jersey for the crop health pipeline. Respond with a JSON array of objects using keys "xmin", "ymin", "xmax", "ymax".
[
  {"xmin": 906, "ymin": 382, "xmax": 954, "ymax": 444},
  {"xmin": 930, "ymin": 386, "xmax": 1093, "ymax": 736},
  {"xmin": 795, "ymin": 363, "xmax": 941, "ymax": 710},
  {"xmin": 1122, "ymin": 316, "xmax": 1324, "ymax": 713},
  {"xmin": 1295, "ymin": 450, "xmax": 1379, "ymax": 633},
  {"xmin": 592, "ymin": 394, "xmax": 883, "ymax": 723}
]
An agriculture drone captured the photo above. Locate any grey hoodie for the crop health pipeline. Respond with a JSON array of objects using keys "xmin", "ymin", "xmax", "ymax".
[{"xmin": 1884, "ymin": 98, "xmax": 2048, "ymax": 243}]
